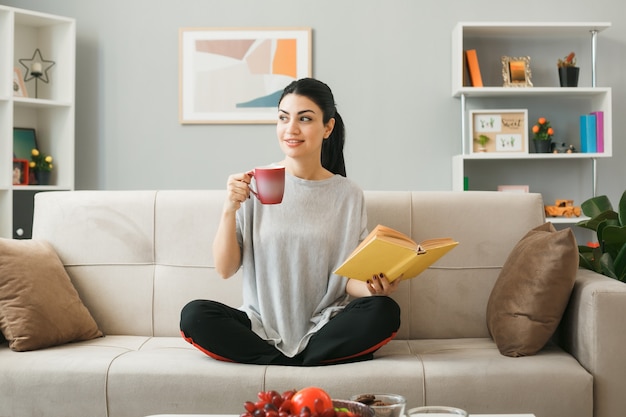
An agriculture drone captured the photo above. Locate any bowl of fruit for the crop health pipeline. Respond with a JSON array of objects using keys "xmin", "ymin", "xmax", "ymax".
[{"xmin": 242, "ymin": 387, "xmax": 374, "ymax": 417}]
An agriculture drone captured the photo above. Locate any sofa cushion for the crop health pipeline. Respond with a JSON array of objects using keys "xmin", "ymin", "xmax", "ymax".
[
  {"xmin": 486, "ymin": 222, "xmax": 578, "ymax": 357},
  {"xmin": 0, "ymin": 238, "xmax": 103, "ymax": 351}
]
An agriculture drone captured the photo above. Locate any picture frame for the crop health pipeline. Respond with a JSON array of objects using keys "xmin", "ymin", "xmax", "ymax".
[
  {"xmin": 13, "ymin": 68, "xmax": 28, "ymax": 97},
  {"xmin": 501, "ymin": 56, "xmax": 533, "ymax": 87},
  {"xmin": 12, "ymin": 159, "xmax": 29, "ymax": 185},
  {"xmin": 13, "ymin": 127, "xmax": 38, "ymax": 160},
  {"xmin": 497, "ymin": 185, "xmax": 530, "ymax": 193},
  {"xmin": 179, "ymin": 27, "xmax": 312, "ymax": 124},
  {"xmin": 469, "ymin": 109, "xmax": 528, "ymax": 154}
]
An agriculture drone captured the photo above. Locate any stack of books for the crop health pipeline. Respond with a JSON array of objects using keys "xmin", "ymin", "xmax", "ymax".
[{"xmin": 579, "ymin": 111, "xmax": 604, "ymax": 153}]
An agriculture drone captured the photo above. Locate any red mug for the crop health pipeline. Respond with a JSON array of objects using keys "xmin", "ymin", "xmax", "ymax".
[{"xmin": 248, "ymin": 166, "xmax": 285, "ymax": 204}]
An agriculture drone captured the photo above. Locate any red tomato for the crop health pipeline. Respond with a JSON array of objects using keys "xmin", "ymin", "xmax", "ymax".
[{"xmin": 290, "ymin": 387, "xmax": 333, "ymax": 413}]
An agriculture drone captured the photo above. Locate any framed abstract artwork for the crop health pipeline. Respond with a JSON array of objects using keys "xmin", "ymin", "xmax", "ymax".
[{"xmin": 179, "ymin": 27, "xmax": 312, "ymax": 124}]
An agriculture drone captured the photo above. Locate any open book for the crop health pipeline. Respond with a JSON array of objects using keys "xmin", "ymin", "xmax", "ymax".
[{"xmin": 334, "ymin": 224, "xmax": 459, "ymax": 282}]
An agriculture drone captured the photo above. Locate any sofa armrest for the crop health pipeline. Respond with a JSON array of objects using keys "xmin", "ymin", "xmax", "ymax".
[{"xmin": 558, "ymin": 268, "xmax": 626, "ymax": 417}]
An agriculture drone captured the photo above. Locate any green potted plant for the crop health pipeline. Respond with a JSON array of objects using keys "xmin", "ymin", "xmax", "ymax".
[
  {"xmin": 557, "ymin": 52, "xmax": 579, "ymax": 87},
  {"xmin": 474, "ymin": 134, "xmax": 489, "ymax": 152},
  {"xmin": 531, "ymin": 117, "xmax": 553, "ymax": 153},
  {"xmin": 577, "ymin": 190, "xmax": 626, "ymax": 282},
  {"xmin": 29, "ymin": 148, "xmax": 54, "ymax": 185}
]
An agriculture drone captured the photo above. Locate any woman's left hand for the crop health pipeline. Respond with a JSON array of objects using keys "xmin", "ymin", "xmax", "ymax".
[
  {"xmin": 366, "ymin": 273, "xmax": 401, "ymax": 296},
  {"xmin": 345, "ymin": 273, "xmax": 402, "ymax": 298}
]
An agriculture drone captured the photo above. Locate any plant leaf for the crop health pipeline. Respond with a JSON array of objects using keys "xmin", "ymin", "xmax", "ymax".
[
  {"xmin": 579, "ymin": 247, "xmax": 603, "ymax": 273},
  {"xmin": 577, "ymin": 191, "xmax": 626, "ymax": 282},
  {"xmin": 619, "ymin": 190, "xmax": 626, "ymax": 227},
  {"xmin": 599, "ymin": 253, "xmax": 617, "ymax": 280},
  {"xmin": 601, "ymin": 225, "xmax": 626, "ymax": 260},
  {"xmin": 602, "ymin": 225, "xmax": 626, "ymax": 245},
  {"xmin": 576, "ymin": 219, "xmax": 595, "ymax": 231},
  {"xmin": 598, "ymin": 220, "xmax": 616, "ymax": 254},
  {"xmin": 581, "ymin": 195, "xmax": 613, "ymax": 217},
  {"xmin": 576, "ymin": 218, "xmax": 594, "ymax": 230},
  {"xmin": 577, "ymin": 211, "xmax": 619, "ymax": 232},
  {"xmin": 613, "ymin": 244, "xmax": 626, "ymax": 282},
  {"xmin": 578, "ymin": 253, "xmax": 596, "ymax": 271}
]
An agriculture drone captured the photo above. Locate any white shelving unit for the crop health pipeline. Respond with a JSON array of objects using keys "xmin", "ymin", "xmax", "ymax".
[
  {"xmin": 0, "ymin": 5, "xmax": 75, "ymax": 238},
  {"xmin": 451, "ymin": 22, "xmax": 612, "ymax": 225}
]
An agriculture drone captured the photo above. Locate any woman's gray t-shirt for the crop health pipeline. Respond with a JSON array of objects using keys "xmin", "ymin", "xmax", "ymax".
[{"xmin": 236, "ymin": 172, "xmax": 368, "ymax": 357}]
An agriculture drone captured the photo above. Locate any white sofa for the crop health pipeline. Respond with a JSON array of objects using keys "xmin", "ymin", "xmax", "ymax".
[{"xmin": 1, "ymin": 190, "xmax": 625, "ymax": 417}]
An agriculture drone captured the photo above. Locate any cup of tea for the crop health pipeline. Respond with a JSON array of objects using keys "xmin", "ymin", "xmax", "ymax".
[{"xmin": 248, "ymin": 165, "xmax": 285, "ymax": 205}]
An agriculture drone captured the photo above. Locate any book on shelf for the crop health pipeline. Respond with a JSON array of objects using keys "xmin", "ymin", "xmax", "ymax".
[
  {"xmin": 334, "ymin": 224, "xmax": 459, "ymax": 282},
  {"xmin": 579, "ymin": 114, "xmax": 597, "ymax": 153},
  {"xmin": 590, "ymin": 110, "xmax": 604, "ymax": 153},
  {"xmin": 464, "ymin": 49, "xmax": 483, "ymax": 87},
  {"xmin": 462, "ymin": 53, "xmax": 469, "ymax": 87}
]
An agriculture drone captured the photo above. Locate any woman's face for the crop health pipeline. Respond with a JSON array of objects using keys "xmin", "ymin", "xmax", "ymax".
[{"xmin": 276, "ymin": 93, "xmax": 335, "ymax": 164}]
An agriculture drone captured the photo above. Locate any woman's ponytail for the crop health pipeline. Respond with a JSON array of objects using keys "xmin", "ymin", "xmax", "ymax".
[{"xmin": 321, "ymin": 111, "xmax": 346, "ymax": 177}]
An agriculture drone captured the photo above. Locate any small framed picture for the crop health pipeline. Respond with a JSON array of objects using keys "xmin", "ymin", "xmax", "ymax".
[
  {"xmin": 12, "ymin": 159, "xmax": 29, "ymax": 185},
  {"xmin": 469, "ymin": 109, "xmax": 529, "ymax": 154},
  {"xmin": 13, "ymin": 68, "xmax": 28, "ymax": 97},
  {"xmin": 501, "ymin": 56, "xmax": 533, "ymax": 87},
  {"xmin": 13, "ymin": 127, "xmax": 38, "ymax": 160},
  {"xmin": 497, "ymin": 185, "xmax": 530, "ymax": 193}
]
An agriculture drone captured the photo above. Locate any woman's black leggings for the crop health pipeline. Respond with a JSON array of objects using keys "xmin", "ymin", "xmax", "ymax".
[{"xmin": 180, "ymin": 296, "xmax": 401, "ymax": 366}]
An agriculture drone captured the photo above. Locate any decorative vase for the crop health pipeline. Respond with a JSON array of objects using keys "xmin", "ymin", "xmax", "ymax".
[
  {"xmin": 533, "ymin": 139, "xmax": 553, "ymax": 153},
  {"xmin": 35, "ymin": 170, "xmax": 51, "ymax": 185},
  {"xmin": 558, "ymin": 67, "xmax": 579, "ymax": 87}
]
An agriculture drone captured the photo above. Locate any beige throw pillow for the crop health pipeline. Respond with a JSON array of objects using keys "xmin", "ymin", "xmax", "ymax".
[
  {"xmin": 486, "ymin": 223, "xmax": 578, "ymax": 357},
  {"xmin": 0, "ymin": 238, "xmax": 102, "ymax": 351}
]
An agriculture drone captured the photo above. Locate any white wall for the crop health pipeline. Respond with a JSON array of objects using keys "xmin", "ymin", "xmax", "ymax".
[{"xmin": 4, "ymin": 0, "xmax": 626, "ymax": 205}]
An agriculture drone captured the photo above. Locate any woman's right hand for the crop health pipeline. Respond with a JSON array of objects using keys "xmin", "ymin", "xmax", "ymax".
[
  {"xmin": 214, "ymin": 172, "xmax": 250, "ymax": 278},
  {"xmin": 224, "ymin": 172, "xmax": 252, "ymax": 212}
]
